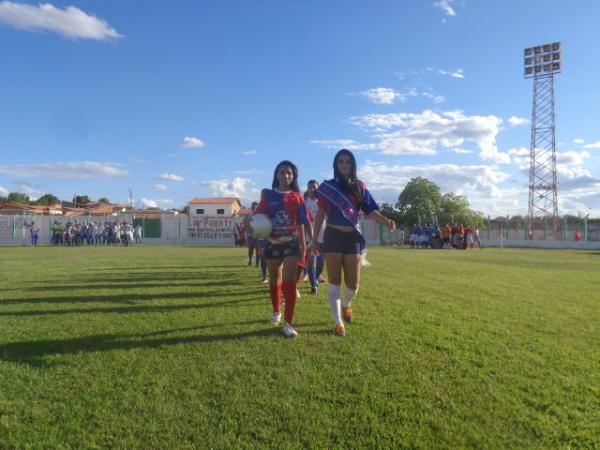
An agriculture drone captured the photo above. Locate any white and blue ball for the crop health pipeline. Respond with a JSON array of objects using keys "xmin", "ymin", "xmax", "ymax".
[{"xmin": 250, "ymin": 214, "xmax": 272, "ymax": 239}]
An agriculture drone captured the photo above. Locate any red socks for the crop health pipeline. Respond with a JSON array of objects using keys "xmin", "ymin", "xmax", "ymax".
[
  {"xmin": 269, "ymin": 283, "xmax": 281, "ymax": 313},
  {"xmin": 282, "ymin": 280, "xmax": 297, "ymax": 325}
]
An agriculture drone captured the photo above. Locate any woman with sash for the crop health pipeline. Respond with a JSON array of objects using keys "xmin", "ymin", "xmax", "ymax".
[
  {"xmin": 311, "ymin": 149, "xmax": 395, "ymax": 336},
  {"xmin": 253, "ymin": 160, "xmax": 308, "ymax": 338}
]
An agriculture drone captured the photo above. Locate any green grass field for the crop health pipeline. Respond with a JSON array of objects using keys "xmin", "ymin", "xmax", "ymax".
[{"xmin": 0, "ymin": 246, "xmax": 599, "ymax": 449}]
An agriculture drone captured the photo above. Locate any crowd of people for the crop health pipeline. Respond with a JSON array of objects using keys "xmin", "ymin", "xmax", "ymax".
[
  {"xmin": 406, "ymin": 223, "xmax": 482, "ymax": 249},
  {"xmin": 48, "ymin": 221, "xmax": 143, "ymax": 246}
]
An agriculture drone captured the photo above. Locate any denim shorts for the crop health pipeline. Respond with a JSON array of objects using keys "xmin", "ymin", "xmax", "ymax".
[
  {"xmin": 322, "ymin": 226, "xmax": 363, "ymax": 255},
  {"xmin": 264, "ymin": 239, "xmax": 300, "ymax": 259}
]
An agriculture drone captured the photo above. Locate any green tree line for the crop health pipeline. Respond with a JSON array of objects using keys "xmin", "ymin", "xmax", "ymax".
[{"xmin": 379, "ymin": 177, "xmax": 486, "ymax": 228}]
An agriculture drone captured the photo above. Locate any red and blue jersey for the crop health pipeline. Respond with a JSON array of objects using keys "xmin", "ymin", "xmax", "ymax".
[
  {"xmin": 317, "ymin": 179, "xmax": 379, "ymax": 227},
  {"xmin": 255, "ymin": 189, "xmax": 307, "ymax": 237}
]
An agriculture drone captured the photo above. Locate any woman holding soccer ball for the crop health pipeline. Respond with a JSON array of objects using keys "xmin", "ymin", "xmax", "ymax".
[
  {"xmin": 312, "ymin": 149, "xmax": 395, "ymax": 337},
  {"xmin": 251, "ymin": 160, "xmax": 308, "ymax": 338}
]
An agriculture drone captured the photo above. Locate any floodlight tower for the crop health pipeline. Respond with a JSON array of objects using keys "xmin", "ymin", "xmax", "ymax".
[{"xmin": 524, "ymin": 42, "xmax": 561, "ymax": 238}]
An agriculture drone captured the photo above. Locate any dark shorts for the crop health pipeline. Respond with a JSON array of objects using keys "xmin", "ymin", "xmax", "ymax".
[
  {"xmin": 246, "ymin": 236, "xmax": 256, "ymax": 248},
  {"xmin": 264, "ymin": 239, "xmax": 300, "ymax": 259},
  {"xmin": 322, "ymin": 226, "xmax": 363, "ymax": 255}
]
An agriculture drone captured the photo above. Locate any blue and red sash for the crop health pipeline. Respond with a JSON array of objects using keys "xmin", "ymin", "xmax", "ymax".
[{"xmin": 316, "ymin": 179, "xmax": 365, "ymax": 246}]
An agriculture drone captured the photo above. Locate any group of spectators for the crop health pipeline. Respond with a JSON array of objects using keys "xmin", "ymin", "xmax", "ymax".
[
  {"xmin": 49, "ymin": 221, "xmax": 143, "ymax": 246},
  {"xmin": 405, "ymin": 224, "xmax": 482, "ymax": 249}
]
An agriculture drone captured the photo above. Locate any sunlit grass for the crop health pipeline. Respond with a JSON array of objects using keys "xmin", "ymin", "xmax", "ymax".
[{"xmin": 0, "ymin": 246, "xmax": 598, "ymax": 449}]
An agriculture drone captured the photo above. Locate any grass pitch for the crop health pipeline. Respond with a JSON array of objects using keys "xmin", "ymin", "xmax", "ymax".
[{"xmin": 0, "ymin": 246, "xmax": 599, "ymax": 449}]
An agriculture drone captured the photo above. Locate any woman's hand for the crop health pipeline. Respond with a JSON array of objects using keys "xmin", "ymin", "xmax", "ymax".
[
  {"xmin": 386, "ymin": 218, "xmax": 396, "ymax": 231},
  {"xmin": 311, "ymin": 240, "xmax": 320, "ymax": 256}
]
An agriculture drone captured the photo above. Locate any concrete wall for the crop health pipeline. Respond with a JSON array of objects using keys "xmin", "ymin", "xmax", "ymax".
[{"xmin": 2, "ymin": 212, "xmax": 599, "ymax": 249}]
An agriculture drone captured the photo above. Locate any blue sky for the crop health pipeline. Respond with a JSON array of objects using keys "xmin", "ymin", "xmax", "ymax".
[{"xmin": 1, "ymin": 0, "xmax": 599, "ymax": 216}]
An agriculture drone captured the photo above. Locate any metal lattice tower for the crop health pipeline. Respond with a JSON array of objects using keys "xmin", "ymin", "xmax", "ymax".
[{"xmin": 524, "ymin": 43, "xmax": 561, "ymax": 237}]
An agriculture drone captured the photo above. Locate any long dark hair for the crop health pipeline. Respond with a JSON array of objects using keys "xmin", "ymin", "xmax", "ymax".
[
  {"xmin": 333, "ymin": 149, "xmax": 362, "ymax": 202},
  {"xmin": 303, "ymin": 179, "xmax": 318, "ymax": 199},
  {"xmin": 271, "ymin": 160, "xmax": 300, "ymax": 192}
]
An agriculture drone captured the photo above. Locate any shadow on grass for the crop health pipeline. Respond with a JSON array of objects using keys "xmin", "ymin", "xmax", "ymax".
[
  {"xmin": 23, "ymin": 279, "xmax": 243, "ymax": 292},
  {"xmin": 0, "ymin": 288, "xmax": 259, "ymax": 308},
  {"xmin": 0, "ymin": 320, "xmax": 305, "ymax": 367}
]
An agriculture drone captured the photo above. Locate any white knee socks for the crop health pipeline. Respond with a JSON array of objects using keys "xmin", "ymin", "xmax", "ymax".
[
  {"xmin": 328, "ymin": 284, "xmax": 342, "ymax": 325},
  {"xmin": 342, "ymin": 287, "xmax": 358, "ymax": 308}
]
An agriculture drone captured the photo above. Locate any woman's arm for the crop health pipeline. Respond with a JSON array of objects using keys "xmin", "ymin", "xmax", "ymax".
[
  {"xmin": 367, "ymin": 210, "xmax": 396, "ymax": 231},
  {"xmin": 311, "ymin": 208, "xmax": 325, "ymax": 255},
  {"xmin": 297, "ymin": 224, "xmax": 306, "ymax": 258}
]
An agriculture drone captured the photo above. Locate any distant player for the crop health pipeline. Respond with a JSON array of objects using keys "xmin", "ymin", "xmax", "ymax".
[
  {"xmin": 252, "ymin": 160, "xmax": 307, "ymax": 338},
  {"xmin": 25, "ymin": 221, "xmax": 40, "ymax": 247},
  {"xmin": 304, "ymin": 180, "xmax": 326, "ymax": 295}
]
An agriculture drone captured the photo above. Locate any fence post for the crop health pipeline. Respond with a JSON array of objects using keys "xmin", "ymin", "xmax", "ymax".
[
  {"xmin": 564, "ymin": 216, "xmax": 568, "ymax": 241},
  {"xmin": 584, "ymin": 217, "xmax": 588, "ymax": 242},
  {"xmin": 543, "ymin": 217, "xmax": 547, "ymax": 240},
  {"xmin": 487, "ymin": 216, "xmax": 491, "ymax": 239}
]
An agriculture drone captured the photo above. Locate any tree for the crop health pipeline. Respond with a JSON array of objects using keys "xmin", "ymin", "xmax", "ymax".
[
  {"xmin": 8, "ymin": 192, "xmax": 31, "ymax": 204},
  {"xmin": 379, "ymin": 203, "xmax": 403, "ymax": 226},
  {"xmin": 33, "ymin": 194, "xmax": 60, "ymax": 206},
  {"xmin": 98, "ymin": 197, "xmax": 110, "ymax": 203},
  {"xmin": 72, "ymin": 195, "xmax": 90, "ymax": 206},
  {"xmin": 395, "ymin": 177, "xmax": 442, "ymax": 225}
]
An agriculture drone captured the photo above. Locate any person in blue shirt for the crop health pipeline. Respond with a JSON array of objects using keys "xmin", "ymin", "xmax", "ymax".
[{"xmin": 312, "ymin": 149, "xmax": 395, "ymax": 337}]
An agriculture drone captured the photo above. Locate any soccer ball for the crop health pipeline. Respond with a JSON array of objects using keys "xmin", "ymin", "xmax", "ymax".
[{"xmin": 250, "ymin": 214, "xmax": 272, "ymax": 239}]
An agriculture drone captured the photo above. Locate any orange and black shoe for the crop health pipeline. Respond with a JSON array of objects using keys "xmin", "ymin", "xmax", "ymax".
[
  {"xmin": 342, "ymin": 306, "xmax": 353, "ymax": 324},
  {"xmin": 334, "ymin": 323, "xmax": 346, "ymax": 337}
]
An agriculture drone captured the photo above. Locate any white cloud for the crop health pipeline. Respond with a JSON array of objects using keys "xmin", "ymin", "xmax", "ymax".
[
  {"xmin": 156, "ymin": 173, "xmax": 184, "ymax": 182},
  {"xmin": 201, "ymin": 177, "xmax": 261, "ymax": 204},
  {"xmin": 0, "ymin": 2, "xmax": 122, "ymax": 40},
  {"xmin": 357, "ymin": 161, "xmax": 513, "ymax": 215},
  {"xmin": 242, "ymin": 150, "xmax": 257, "ymax": 156},
  {"xmin": 434, "ymin": 0, "xmax": 456, "ymax": 16},
  {"xmin": 345, "ymin": 110, "xmax": 509, "ymax": 162},
  {"xmin": 0, "ymin": 161, "xmax": 128, "ymax": 179},
  {"xmin": 508, "ymin": 116, "xmax": 529, "ymax": 126},
  {"xmin": 507, "ymin": 147, "xmax": 530, "ymax": 168},
  {"xmin": 573, "ymin": 138, "xmax": 585, "ymax": 145},
  {"xmin": 358, "ymin": 87, "xmax": 418, "ymax": 105},
  {"xmin": 179, "ymin": 136, "xmax": 205, "ymax": 148},
  {"xmin": 450, "ymin": 148, "xmax": 473, "ymax": 154},
  {"xmin": 557, "ymin": 150, "xmax": 589, "ymax": 166},
  {"xmin": 435, "ymin": 0, "xmax": 456, "ymax": 17},
  {"xmin": 150, "ymin": 184, "xmax": 168, "ymax": 192},
  {"xmin": 421, "ymin": 92, "xmax": 446, "ymax": 103},
  {"xmin": 583, "ymin": 141, "xmax": 600, "ymax": 149},
  {"xmin": 233, "ymin": 169, "xmax": 262, "ymax": 175},
  {"xmin": 310, "ymin": 139, "xmax": 379, "ymax": 151},
  {"xmin": 15, "ymin": 182, "xmax": 43, "ymax": 200},
  {"xmin": 0, "ymin": 185, "xmax": 8, "ymax": 196},
  {"xmin": 438, "ymin": 68, "xmax": 464, "ymax": 79},
  {"xmin": 138, "ymin": 198, "xmax": 174, "ymax": 209}
]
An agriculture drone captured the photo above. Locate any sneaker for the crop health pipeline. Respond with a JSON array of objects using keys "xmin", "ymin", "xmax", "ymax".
[
  {"xmin": 261, "ymin": 278, "xmax": 269, "ymax": 285},
  {"xmin": 310, "ymin": 286, "xmax": 317, "ymax": 295},
  {"xmin": 302, "ymin": 275, "xmax": 309, "ymax": 282},
  {"xmin": 318, "ymin": 276, "xmax": 326, "ymax": 283},
  {"xmin": 283, "ymin": 322, "xmax": 298, "ymax": 338},
  {"xmin": 296, "ymin": 289, "xmax": 301, "ymax": 299},
  {"xmin": 248, "ymin": 260, "xmax": 252, "ymax": 266},
  {"xmin": 271, "ymin": 312, "xmax": 281, "ymax": 325},
  {"xmin": 334, "ymin": 323, "xmax": 346, "ymax": 337},
  {"xmin": 342, "ymin": 306, "xmax": 353, "ymax": 324}
]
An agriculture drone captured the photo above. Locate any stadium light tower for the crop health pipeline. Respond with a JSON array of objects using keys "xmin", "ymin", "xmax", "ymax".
[{"xmin": 524, "ymin": 42, "xmax": 561, "ymax": 238}]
